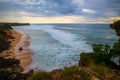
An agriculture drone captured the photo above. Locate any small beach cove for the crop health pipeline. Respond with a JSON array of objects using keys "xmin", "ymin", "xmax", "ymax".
[
  {"xmin": 0, "ymin": 22, "xmax": 120, "ymax": 80},
  {"xmin": 13, "ymin": 24, "xmax": 119, "ymax": 71},
  {"xmin": 0, "ymin": 29, "xmax": 33, "ymax": 70},
  {"xmin": 14, "ymin": 30, "xmax": 33, "ymax": 69}
]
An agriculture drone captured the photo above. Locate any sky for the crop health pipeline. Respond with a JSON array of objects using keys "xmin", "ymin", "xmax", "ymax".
[{"xmin": 0, "ymin": 0, "xmax": 120, "ymax": 23}]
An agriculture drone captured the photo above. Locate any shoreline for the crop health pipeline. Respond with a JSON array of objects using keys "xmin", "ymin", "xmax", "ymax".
[
  {"xmin": 0, "ymin": 29, "xmax": 33, "ymax": 69},
  {"xmin": 14, "ymin": 30, "xmax": 33, "ymax": 69}
]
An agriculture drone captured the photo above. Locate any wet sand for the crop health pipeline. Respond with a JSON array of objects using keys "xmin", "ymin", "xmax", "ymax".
[
  {"xmin": 14, "ymin": 30, "xmax": 33, "ymax": 69},
  {"xmin": 0, "ymin": 29, "xmax": 33, "ymax": 69},
  {"xmin": 0, "ymin": 30, "xmax": 22, "ymax": 58}
]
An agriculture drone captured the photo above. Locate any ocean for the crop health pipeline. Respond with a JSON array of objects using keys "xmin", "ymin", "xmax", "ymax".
[{"xmin": 13, "ymin": 24, "xmax": 119, "ymax": 71}]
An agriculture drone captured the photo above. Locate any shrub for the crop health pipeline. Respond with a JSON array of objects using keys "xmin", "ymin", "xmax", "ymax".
[
  {"xmin": 113, "ymin": 20, "xmax": 120, "ymax": 29},
  {"xmin": 27, "ymin": 72, "xmax": 52, "ymax": 80},
  {"xmin": 0, "ymin": 23, "xmax": 13, "ymax": 52},
  {"xmin": 0, "ymin": 23, "xmax": 12, "ymax": 31},
  {"xmin": 0, "ymin": 57, "xmax": 20, "ymax": 68},
  {"xmin": 79, "ymin": 70, "xmax": 92, "ymax": 80},
  {"xmin": 64, "ymin": 66, "xmax": 79, "ymax": 77},
  {"xmin": 63, "ymin": 66, "xmax": 92, "ymax": 80},
  {"xmin": 92, "ymin": 44, "xmax": 112, "ymax": 65},
  {"xmin": 79, "ymin": 53, "xmax": 93, "ymax": 67},
  {"xmin": 92, "ymin": 63, "xmax": 109, "ymax": 76}
]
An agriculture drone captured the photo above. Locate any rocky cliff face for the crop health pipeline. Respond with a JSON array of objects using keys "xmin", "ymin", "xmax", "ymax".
[
  {"xmin": 0, "ymin": 57, "xmax": 33, "ymax": 80},
  {"xmin": 110, "ymin": 20, "xmax": 120, "ymax": 36}
]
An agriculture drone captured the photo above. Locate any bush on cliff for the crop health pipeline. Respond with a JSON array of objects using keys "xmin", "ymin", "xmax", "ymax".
[
  {"xmin": 110, "ymin": 39, "xmax": 120, "ymax": 66},
  {"xmin": 27, "ymin": 66, "xmax": 92, "ymax": 80},
  {"xmin": 113, "ymin": 20, "xmax": 120, "ymax": 29},
  {"xmin": 80, "ymin": 39, "xmax": 120, "ymax": 68},
  {"xmin": 0, "ymin": 23, "xmax": 13, "ymax": 53},
  {"xmin": 0, "ymin": 57, "xmax": 26, "ymax": 80},
  {"xmin": 79, "ymin": 53, "xmax": 93, "ymax": 67},
  {"xmin": 27, "ymin": 72, "xmax": 52, "ymax": 80},
  {"xmin": 0, "ymin": 23, "xmax": 12, "ymax": 31}
]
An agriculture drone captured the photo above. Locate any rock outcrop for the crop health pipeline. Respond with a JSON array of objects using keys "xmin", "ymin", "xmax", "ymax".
[{"xmin": 0, "ymin": 57, "xmax": 33, "ymax": 80}]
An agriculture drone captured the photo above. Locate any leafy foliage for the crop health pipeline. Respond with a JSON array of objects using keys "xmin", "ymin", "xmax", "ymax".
[
  {"xmin": 63, "ymin": 66, "xmax": 83, "ymax": 80},
  {"xmin": 27, "ymin": 66, "xmax": 92, "ymax": 80},
  {"xmin": 27, "ymin": 72, "xmax": 52, "ymax": 80},
  {"xmin": 79, "ymin": 53, "xmax": 93, "ymax": 67},
  {"xmin": 113, "ymin": 20, "xmax": 120, "ymax": 29},
  {"xmin": 110, "ymin": 39, "xmax": 120, "ymax": 66},
  {"xmin": 0, "ymin": 23, "xmax": 12, "ymax": 31},
  {"xmin": 0, "ymin": 57, "xmax": 28, "ymax": 80},
  {"xmin": 0, "ymin": 23, "xmax": 13, "ymax": 52},
  {"xmin": 91, "ymin": 63, "xmax": 109, "ymax": 76}
]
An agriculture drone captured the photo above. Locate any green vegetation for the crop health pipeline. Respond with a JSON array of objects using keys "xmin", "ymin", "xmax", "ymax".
[
  {"xmin": 63, "ymin": 66, "xmax": 92, "ymax": 80},
  {"xmin": 0, "ymin": 57, "xmax": 26, "ymax": 80},
  {"xmin": 0, "ymin": 21, "xmax": 120, "ymax": 80},
  {"xmin": 0, "ymin": 23, "xmax": 12, "ymax": 31},
  {"xmin": 63, "ymin": 66, "xmax": 79, "ymax": 78},
  {"xmin": 0, "ymin": 22, "xmax": 30, "ymax": 26},
  {"xmin": 27, "ymin": 66, "xmax": 92, "ymax": 80},
  {"xmin": 79, "ymin": 70, "xmax": 92, "ymax": 80},
  {"xmin": 63, "ymin": 66, "xmax": 81, "ymax": 80},
  {"xmin": 91, "ymin": 64, "xmax": 109, "ymax": 76},
  {"xmin": 79, "ymin": 39, "xmax": 120, "ymax": 79},
  {"xmin": 27, "ymin": 20, "xmax": 120, "ymax": 80},
  {"xmin": 0, "ymin": 57, "xmax": 20, "ymax": 68},
  {"xmin": 0, "ymin": 23, "xmax": 13, "ymax": 52},
  {"xmin": 110, "ymin": 20, "xmax": 120, "ymax": 36},
  {"xmin": 112, "ymin": 20, "xmax": 120, "ymax": 29},
  {"xmin": 111, "ymin": 39, "xmax": 120, "ymax": 65},
  {"xmin": 27, "ymin": 72, "xmax": 52, "ymax": 80},
  {"xmin": 80, "ymin": 40, "xmax": 120, "ymax": 68},
  {"xmin": 79, "ymin": 53, "xmax": 93, "ymax": 67}
]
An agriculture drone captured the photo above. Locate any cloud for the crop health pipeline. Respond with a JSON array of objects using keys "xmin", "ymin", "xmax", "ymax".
[
  {"xmin": 72, "ymin": 0, "xmax": 85, "ymax": 5},
  {"xmin": 0, "ymin": 0, "xmax": 120, "ymax": 23},
  {"xmin": 103, "ymin": 11, "xmax": 119, "ymax": 17},
  {"xmin": 0, "ymin": 16, "xmax": 83, "ymax": 23},
  {"xmin": 0, "ymin": 15, "xmax": 114, "ymax": 24},
  {"xmin": 82, "ymin": 9, "xmax": 96, "ymax": 14},
  {"xmin": 0, "ymin": 11, "xmax": 43, "ymax": 18}
]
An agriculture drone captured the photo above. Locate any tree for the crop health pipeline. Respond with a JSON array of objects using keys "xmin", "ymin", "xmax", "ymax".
[{"xmin": 110, "ymin": 39, "xmax": 120, "ymax": 66}]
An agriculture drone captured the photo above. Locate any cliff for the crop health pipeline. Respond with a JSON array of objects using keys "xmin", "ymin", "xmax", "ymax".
[
  {"xmin": 110, "ymin": 20, "xmax": 120, "ymax": 36},
  {"xmin": 0, "ymin": 23, "xmax": 33, "ymax": 80}
]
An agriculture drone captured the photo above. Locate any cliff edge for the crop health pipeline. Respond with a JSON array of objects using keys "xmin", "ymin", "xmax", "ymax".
[{"xmin": 110, "ymin": 20, "xmax": 120, "ymax": 36}]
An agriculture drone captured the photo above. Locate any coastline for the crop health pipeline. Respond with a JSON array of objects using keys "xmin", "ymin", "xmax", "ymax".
[
  {"xmin": 0, "ymin": 29, "xmax": 33, "ymax": 69},
  {"xmin": 0, "ymin": 30, "xmax": 22, "ymax": 58},
  {"xmin": 14, "ymin": 30, "xmax": 33, "ymax": 69}
]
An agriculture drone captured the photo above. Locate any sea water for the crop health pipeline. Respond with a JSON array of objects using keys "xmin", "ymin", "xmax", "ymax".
[{"xmin": 13, "ymin": 24, "xmax": 119, "ymax": 71}]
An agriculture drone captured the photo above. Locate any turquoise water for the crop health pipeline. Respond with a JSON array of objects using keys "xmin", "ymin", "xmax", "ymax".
[{"xmin": 13, "ymin": 24, "xmax": 119, "ymax": 71}]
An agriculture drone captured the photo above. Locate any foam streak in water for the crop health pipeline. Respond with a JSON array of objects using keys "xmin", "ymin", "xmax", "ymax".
[
  {"xmin": 33, "ymin": 25, "xmax": 91, "ymax": 52},
  {"xmin": 13, "ymin": 25, "xmax": 92, "ymax": 71}
]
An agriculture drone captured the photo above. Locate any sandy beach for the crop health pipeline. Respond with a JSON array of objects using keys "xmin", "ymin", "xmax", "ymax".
[
  {"xmin": 1, "ymin": 29, "xmax": 33, "ymax": 69},
  {"xmin": 0, "ymin": 30, "xmax": 21, "ymax": 58},
  {"xmin": 14, "ymin": 30, "xmax": 33, "ymax": 69}
]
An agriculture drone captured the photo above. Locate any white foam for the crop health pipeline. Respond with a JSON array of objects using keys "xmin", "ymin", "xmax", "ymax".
[
  {"xmin": 13, "ymin": 25, "xmax": 92, "ymax": 71},
  {"xmin": 31, "ymin": 25, "xmax": 91, "ymax": 52}
]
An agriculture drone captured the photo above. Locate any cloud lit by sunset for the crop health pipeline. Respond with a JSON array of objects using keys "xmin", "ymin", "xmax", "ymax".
[{"xmin": 0, "ymin": 0, "xmax": 120, "ymax": 23}]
